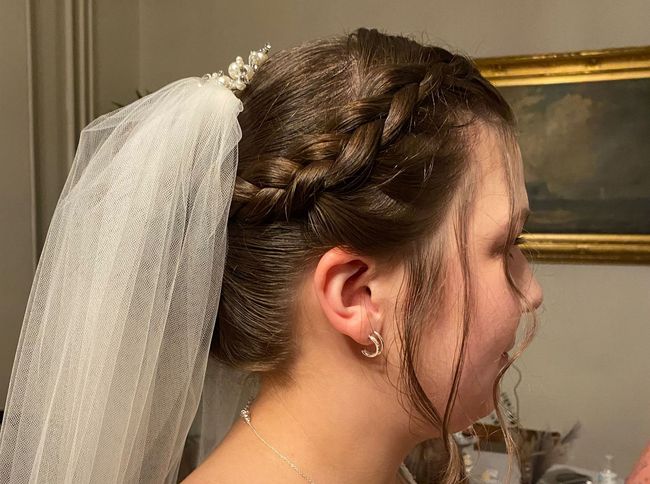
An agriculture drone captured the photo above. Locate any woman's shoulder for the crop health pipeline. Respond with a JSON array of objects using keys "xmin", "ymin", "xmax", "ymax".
[{"xmin": 182, "ymin": 462, "xmax": 417, "ymax": 484}]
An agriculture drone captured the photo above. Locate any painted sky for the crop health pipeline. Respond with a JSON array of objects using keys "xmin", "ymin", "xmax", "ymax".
[{"xmin": 500, "ymin": 77, "xmax": 650, "ymax": 201}]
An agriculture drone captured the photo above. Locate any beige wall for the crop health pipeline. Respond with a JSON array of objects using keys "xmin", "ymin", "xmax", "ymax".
[
  {"xmin": 1, "ymin": 0, "xmax": 140, "ymax": 416},
  {"xmin": 2, "ymin": 0, "xmax": 649, "ymax": 478},
  {"xmin": 1, "ymin": 1, "xmax": 34, "ymax": 412}
]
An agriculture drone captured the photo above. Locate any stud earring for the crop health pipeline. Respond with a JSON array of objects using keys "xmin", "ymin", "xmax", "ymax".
[{"xmin": 361, "ymin": 330, "xmax": 384, "ymax": 358}]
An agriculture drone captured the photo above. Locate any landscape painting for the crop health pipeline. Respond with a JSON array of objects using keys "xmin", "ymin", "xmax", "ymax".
[
  {"xmin": 500, "ymin": 77, "xmax": 650, "ymax": 235},
  {"xmin": 476, "ymin": 46, "xmax": 650, "ymax": 264}
]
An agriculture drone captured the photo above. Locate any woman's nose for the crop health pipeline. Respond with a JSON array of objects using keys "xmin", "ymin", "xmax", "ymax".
[
  {"xmin": 524, "ymin": 272, "xmax": 544, "ymax": 312},
  {"xmin": 514, "ymin": 249, "xmax": 544, "ymax": 312}
]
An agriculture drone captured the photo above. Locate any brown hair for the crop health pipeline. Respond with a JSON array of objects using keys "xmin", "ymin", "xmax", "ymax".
[{"xmin": 210, "ymin": 27, "xmax": 539, "ymax": 483}]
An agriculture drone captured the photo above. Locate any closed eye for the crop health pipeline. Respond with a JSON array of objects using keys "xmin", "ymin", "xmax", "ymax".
[
  {"xmin": 513, "ymin": 235, "xmax": 526, "ymax": 246},
  {"xmin": 506, "ymin": 232, "xmax": 533, "ymax": 260}
]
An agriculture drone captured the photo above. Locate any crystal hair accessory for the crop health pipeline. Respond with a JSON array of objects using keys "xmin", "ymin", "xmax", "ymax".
[{"xmin": 201, "ymin": 42, "xmax": 272, "ymax": 91}]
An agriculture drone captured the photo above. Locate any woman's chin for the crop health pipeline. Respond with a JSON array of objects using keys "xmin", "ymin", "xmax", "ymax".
[{"xmin": 448, "ymin": 400, "xmax": 496, "ymax": 433}]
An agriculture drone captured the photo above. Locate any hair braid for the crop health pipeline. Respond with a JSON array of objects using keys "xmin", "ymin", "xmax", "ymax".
[{"xmin": 229, "ymin": 56, "xmax": 478, "ymax": 225}]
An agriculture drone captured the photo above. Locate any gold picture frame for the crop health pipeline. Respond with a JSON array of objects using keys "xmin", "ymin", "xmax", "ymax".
[{"xmin": 475, "ymin": 46, "xmax": 650, "ymax": 265}]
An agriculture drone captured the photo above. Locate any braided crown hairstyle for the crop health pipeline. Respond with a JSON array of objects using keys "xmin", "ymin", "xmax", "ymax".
[{"xmin": 211, "ymin": 28, "xmax": 539, "ymax": 483}]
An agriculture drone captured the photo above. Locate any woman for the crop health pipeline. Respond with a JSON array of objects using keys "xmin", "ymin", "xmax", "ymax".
[
  {"xmin": 0, "ymin": 28, "xmax": 541, "ymax": 484},
  {"xmin": 183, "ymin": 28, "xmax": 542, "ymax": 483}
]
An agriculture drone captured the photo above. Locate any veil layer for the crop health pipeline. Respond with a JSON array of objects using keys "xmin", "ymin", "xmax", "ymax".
[{"xmin": 0, "ymin": 76, "xmax": 253, "ymax": 483}]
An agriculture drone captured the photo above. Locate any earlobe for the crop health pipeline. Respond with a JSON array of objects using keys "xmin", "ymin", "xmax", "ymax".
[{"xmin": 313, "ymin": 247, "xmax": 381, "ymax": 346}]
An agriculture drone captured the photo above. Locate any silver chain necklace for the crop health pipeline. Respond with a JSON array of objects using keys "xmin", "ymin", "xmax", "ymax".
[
  {"xmin": 240, "ymin": 397, "xmax": 316, "ymax": 483},
  {"xmin": 239, "ymin": 397, "xmax": 410, "ymax": 484}
]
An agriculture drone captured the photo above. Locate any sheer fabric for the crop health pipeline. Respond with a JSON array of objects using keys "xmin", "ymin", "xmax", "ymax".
[{"xmin": 0, "ymin": 76, "xmax": 246, "ymax": 483}]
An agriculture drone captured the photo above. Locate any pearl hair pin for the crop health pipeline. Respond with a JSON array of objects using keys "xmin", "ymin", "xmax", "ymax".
[{"xmin": 201, "ymin": 42, "xmax": 272, "ymax": 91}]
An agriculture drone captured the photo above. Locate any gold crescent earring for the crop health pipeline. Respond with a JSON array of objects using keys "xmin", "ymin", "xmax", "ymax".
[{"xmin": 361, "ymin": 330, "xmax": 384, "ymax": 358}]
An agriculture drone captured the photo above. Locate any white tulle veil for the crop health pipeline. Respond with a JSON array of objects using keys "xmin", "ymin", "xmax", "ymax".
[{"xmin": 0, "ymin": 71, "xmax": 261, "ymax": 482}]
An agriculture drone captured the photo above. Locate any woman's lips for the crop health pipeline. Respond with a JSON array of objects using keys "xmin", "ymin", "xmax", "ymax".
[{"xmin": 501, "ymin": 339, "xmax": 516, "ymax": 360}]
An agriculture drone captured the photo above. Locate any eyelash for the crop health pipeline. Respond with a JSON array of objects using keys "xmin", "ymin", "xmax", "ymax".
[
  {"xmin": 513, "ymin": 235, "xmax": 526, "ymax": 246},
  {"xmin": 504, "ymin": 234, "xmax": 526, "ymax": 259}
]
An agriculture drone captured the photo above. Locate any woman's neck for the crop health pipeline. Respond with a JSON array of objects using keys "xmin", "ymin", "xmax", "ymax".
[{"xmin": 218, "ymin": 371, "xmax": 422, "ymax": 483}]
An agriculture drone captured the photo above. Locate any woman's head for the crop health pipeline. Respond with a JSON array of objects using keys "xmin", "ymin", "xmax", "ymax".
[
  {"xmin": 415, "ymin": 121, "xmax": 542, "ymax": 428},
  {"xmin": 210, "ymin": 27, "xmax": 542, "ymax": 481}
]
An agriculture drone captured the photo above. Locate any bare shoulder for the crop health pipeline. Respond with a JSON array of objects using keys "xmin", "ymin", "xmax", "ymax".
[
  {"xmin": 180, "ymin": 457, "xmax": 287, "ymax": 484},
  {"xmin": 179, "ymin": 450, "xmax": 234, "ymax": 484},
  {"xmin": 181, "ymin": 443, "xmax": 300, "ymax": 484},
  {"xmin": 181, "ymin": 421, "xmax": 300, "ymax": 484},
  {"xmin": 180, "ymin": 469, "xmax": 218, "ymax": 484}
]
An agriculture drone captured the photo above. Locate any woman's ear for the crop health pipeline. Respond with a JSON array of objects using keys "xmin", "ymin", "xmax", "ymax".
[{"xmin": 312, "ymin": 247, "xmax": 382, "ymax": 346}]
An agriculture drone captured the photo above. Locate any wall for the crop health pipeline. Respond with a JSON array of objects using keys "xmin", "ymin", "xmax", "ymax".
[
  {"xmin": 0, "ymin": 0, "xmax": 140, "ymax": 438},
  {"xmin": 0, "ymin": 1, "xmax": 34, "ymax": 411}
]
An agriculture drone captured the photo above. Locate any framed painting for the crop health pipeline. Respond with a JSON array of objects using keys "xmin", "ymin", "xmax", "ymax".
[{"xmin": 475, "ymin": 46, "xmax": 650, "ymax": 264}]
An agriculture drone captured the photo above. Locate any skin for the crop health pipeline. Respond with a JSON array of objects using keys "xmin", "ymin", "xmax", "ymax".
[{"xmin": 183, "ymin": 124, "xmax": 544, "ymax": 484}]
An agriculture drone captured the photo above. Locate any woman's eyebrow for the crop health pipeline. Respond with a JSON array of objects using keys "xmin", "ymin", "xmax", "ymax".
[{"xmin": 491, "ymin": 207, "xmax": 531, "ymax": 242}]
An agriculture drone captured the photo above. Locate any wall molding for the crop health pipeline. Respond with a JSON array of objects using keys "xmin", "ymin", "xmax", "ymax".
[{"xmin": 28, "ymin": 0, "xmax": 95, "ymax": 260}]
